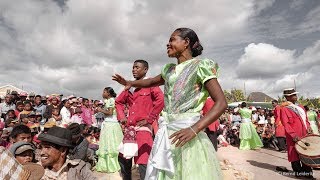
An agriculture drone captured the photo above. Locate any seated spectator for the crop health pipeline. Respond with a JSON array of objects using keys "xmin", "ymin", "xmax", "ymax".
[
  {"xmin": 9, "ymin": 141, "xmax": 35, "ymax": 165},
  {"xmin": 38, "ymin": 126, "xmax": 96, "ymax": 179}
]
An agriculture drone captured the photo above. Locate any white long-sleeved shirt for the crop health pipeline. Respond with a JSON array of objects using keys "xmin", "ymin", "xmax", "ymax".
[{"xmin": 60, "ymin": 106, "xmax": 71, "ymax": 126}]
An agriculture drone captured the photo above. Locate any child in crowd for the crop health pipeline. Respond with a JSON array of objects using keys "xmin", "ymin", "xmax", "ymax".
[
  {"xmin": 47, "ymin": 108, "xmax": 62, "ymax": 126},
  {"xmin": 70, "ymin": 107, "xmax": 83, "ymax": 124},
  {"xmin": 9, "ymin": 142, "xmax": 35, "ymax": 165}
]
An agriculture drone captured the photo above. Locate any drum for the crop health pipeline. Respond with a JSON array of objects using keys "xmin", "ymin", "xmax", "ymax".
[{"xmin": 295, "ymin": 135, "xmax": 320, "ymax": 168}]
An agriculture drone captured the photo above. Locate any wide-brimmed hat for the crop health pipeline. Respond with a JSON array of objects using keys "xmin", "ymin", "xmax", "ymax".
[
  {"xmin": 9, "ymin": 142, "xmax": 34, "ymax": 155},
  {"xmin": 24, "ymin": 162, "xmax": 45, "ymax": 180},
  {"xmin": 38, "ymin": 126, "xmax": 73, "ymax": 147},
  {"xmin": 283, "ymin": 88, "xmax": 299, "ymax": 96},
  {"xmin": 67, "ymin": 123, "xmax": 82, "ymax": 138}
]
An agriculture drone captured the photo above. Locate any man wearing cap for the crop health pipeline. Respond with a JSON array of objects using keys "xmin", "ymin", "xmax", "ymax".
[
  {"xmin": 0, "ymin": 94, "xmax": 16, "ymax": 119},
  {"xmin": 9, "ymin": 141, "xmax": 35, "ymax": 165},
  {"xmin": 280, "ymin": 88, "xmax": 313, "ymax": 178},
  {"xmin": 38, "ymin": 126, "xmax": 96, "ymax": 180}
]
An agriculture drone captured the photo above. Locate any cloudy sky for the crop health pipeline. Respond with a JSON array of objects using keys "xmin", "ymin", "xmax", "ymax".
[{"xmin": 0, "ymin": 0, "xmax": 319, "ymax": 100}]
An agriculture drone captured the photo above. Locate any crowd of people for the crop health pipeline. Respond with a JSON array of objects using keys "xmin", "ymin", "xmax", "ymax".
[
  {"xmin": 0, "ymin": 27, "xmax": 319, "ymax": 180},
  {"xmin": 210, "ymin": 101, "xmax": 320, "ymax": 152}
]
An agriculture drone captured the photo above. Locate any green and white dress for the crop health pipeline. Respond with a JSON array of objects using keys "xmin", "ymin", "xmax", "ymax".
[
  {"xmin": 239, "ymin": 108, "xmax": 263, "ymax": 150},
  {"xmin": 96, "ymin": 98, "xmax": 124, "ymax": 173},
  {"xmin": 145, "ymin": 58, "xmax": 223, "ymax": 180},
  {"xmin": 307, "ymin": 110, "xmax": 319, "ymax": 135}
]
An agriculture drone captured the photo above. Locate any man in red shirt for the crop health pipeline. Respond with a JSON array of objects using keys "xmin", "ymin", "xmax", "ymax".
[
  {"xmin": 280, "ymin": 88, "xmax": 313, "ymax": 178},
  {"xmin": 272, "ymin": 100, "xmax": 286, "ymax": 152},
  {"xmin": 116, "ymin": 60, "xmax": 164, "ymax": 180},
  {"xmin": 202, "ymin": 97, "xmax": 219, "ymax": 151}
]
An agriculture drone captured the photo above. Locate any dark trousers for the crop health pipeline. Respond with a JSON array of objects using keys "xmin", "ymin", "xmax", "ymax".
[
  {"xmin": 118, "ymin": 156, "xmax": 147, "ymax": 180},
  {"xmin": 119, "ymin": 156, "xmax": 132, "ymax": 180},
  {"xmin": 291, "ymin": 160, "xmax": 313, "ymax": 177},
  {"xmin": 138, "ymin": 164, "xmax": 147, "ymax": 180},
  {"xmin": 277, "ymin": 137, "xmax": 286, "ymax": 151},
  {"xmin": 205, "ymin": 129, "xmax": 218, "ymax": 151}
]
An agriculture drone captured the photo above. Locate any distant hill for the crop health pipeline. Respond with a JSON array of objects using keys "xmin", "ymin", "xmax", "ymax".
[{"xmin": 247, "ymin": 92, "xmax": 275, "ymax": 102}]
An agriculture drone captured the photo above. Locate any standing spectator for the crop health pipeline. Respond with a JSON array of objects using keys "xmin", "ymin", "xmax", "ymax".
[
  {"xmin": 115, "ymin": 59, "xmax": 164, "ymax": 180},
  {"xmin": 43, "ymin": 95, "xmax": 61, "ymax": 121},
  {"xmin": 280, "ymin": 88, "xmax": 313, "ymax": 178},
  {"xmin": 272, "ymin": 100, "xmax": 286, "ymax": 152},
  {"xmin": 60, "ymin": 99, "xmax": 72, "ymax": 127},
  {"xmin": 33, "ymin": 95, "xmax": 47, "ymax": 121},
  {"xmin": 38, "ymin": 126, "xmax": 96, "ymax": 179},
  {"xmin": 0, "ymin": 94, "xmax": 16, "ymax": 119},
  {"xmin": 81, "ymin": 98, "xmax": 94, "ymax": 126}
]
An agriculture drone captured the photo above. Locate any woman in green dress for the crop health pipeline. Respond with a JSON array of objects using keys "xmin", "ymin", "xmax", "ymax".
[
  {"xmin": 305, "ymin": 106, "xmax": 319, "ymax": 135},
  {"xmin": 238, "ymin": 102, "xmax": 263, "ymax": 150},
  {"xmin": 96, "ymin": 87, "xmax": 124, "ymax": 173},
  {"xmin": 113, "ymin": 28, "xmax": 226, "ymax": 180}
]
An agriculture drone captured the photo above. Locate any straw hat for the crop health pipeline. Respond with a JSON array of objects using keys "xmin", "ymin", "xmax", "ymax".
[{"xmin": 283, "ymin": 88, "xmax": 299, "ymax": 96}]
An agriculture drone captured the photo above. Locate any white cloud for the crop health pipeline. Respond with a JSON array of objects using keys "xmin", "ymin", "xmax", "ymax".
[
  {"xmin": 236, "ymin": 43, "xmax": 295, "ymax": 78},
  {"xmin": 233, "ymin": 41, "xmax": 320, "ymax": 98},
  {"xmin": 1, "ymin": 0, "xmax": 319, "ymax": 100}
]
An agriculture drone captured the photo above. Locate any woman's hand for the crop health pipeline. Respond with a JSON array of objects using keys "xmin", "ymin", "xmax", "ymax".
[
  {"xmin": 112, "ymin": 74, "xmax": 131, "ymax": 90},
  {"xmin": 169, "ymin": 126, "xmax": 198, "ymax": 147}
]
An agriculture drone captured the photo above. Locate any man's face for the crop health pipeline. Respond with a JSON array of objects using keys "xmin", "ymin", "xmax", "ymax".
[
  {"xmin": 5, "ymin": 95, "xmax": 11, "ymax": 103},
  {"xmin": 14, "ymin": 133, "xmax": 32, "ymax": 143},
  {"xmin": 15, "ymin": 150, "xmax": 33, "ymax": 165},
  {"xmin": 40, "ymin": 142, "xmax": 65, "ymax": 168},
  {"xmin": 285, "ymin": 94, "xmax": 298, "ymax": 103},
  {"xmin": 132, "ymin": 62, "xmax": 147, "ymax": 80},
  {"xmin": 35, "ymin": 97, "xmax": 41, "ymax": 105},
  {"xmin": 17, "ymin": 104, "xmax": 24, "ymax": 111},
  {"xmin": 272, "ymin": 102, "xmax": 278, "ymax": 108}
]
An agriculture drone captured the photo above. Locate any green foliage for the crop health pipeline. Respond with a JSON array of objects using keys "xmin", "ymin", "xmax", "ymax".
[{"xmin": 223, "ymin": 89, "xmax": 245, "ymax": 103}]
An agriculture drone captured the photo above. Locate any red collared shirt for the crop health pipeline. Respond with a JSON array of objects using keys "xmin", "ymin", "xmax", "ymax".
[{"xmin": 116, "ymin": 87, "xmax": 164, "ymax": 125}]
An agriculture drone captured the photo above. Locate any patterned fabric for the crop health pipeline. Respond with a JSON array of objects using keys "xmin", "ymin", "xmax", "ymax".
[
  {"xmin": 161, "ymin": 58, "xmax": 219, "ymax": 115},
  {"xmin": 156, "ymin": 58, "xmax": 222, "ymax": 180},
  {"xmin": 123, "ymin": 126, "xmax": 137, "ymax": 143},
  {"xmin": 0, "ymin": 147, "xmax": 30, "ymax": 180}
]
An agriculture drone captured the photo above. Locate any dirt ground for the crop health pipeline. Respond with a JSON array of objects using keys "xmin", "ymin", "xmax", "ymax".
[{"xmin": 94, "ymin": 146, "xmax": 320, "ymax": 180}]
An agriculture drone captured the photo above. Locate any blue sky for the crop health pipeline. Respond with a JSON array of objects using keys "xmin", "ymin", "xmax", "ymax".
[{"xmin": 0, "ymin": 0, "xmax": 319, "ymax": 99}]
